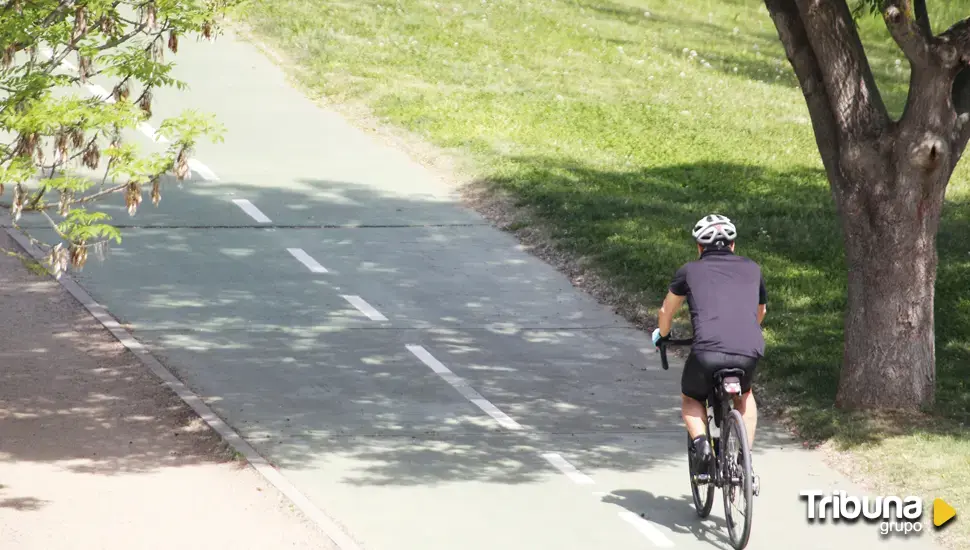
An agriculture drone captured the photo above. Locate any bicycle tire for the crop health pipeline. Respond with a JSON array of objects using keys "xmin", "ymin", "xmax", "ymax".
[
  {"xmin": 721, "ymin": 408, "xmax": 753, "ymax": 549},
  {"xmin": 687, "ymin": 432, "xmax": 715, "ymax": 517}
]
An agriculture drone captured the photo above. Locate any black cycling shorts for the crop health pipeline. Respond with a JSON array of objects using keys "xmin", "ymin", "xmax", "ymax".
[{"xmin": 681, "ymin": 350, "xmax": 758, "ymax": 402}]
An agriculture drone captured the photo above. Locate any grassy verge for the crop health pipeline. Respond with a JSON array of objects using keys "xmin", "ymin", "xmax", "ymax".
[{"xmin": 233, "ymin": 0, "xmax": 970, "ymax": 544}]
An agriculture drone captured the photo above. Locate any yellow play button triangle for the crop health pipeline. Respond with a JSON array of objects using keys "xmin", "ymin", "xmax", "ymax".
[{"xmin": 934, "ymin": 498, "xmax": 956, "ymax": 527}]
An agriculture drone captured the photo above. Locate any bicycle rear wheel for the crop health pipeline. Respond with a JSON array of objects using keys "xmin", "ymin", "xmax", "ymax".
[
  {"xmin": 721, "ymin": 408, "xmax": 753, "ymax": 549},
  {"xmin": 687, "ymin": 432, "xmax": 715, "ymax": 517}
]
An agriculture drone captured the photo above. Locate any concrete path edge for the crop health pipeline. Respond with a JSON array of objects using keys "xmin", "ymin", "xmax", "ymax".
[{"xmin": 0, "ymin": 215, "xmax": 364, "ymax": 550}]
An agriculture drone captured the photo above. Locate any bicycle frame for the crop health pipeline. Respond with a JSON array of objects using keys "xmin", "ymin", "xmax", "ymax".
[
  {"xmin": 704, "ymin": 368, "xmax": 747, "ymax": 489},
  {"xmin": 658, "ymin": 338, "xmax": 744, "ymax": 488},
  {"xmin": 658, "ymin": 334, "xmax": 756, "ymax": 549}
]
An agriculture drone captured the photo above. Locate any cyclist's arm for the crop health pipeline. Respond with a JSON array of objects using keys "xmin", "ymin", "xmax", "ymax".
[
  {"xmin": 658, "ymin": 291, "xmax": 685, "ymax": 336},
  {"xmin": 758, "ymin": 273, "xmax": 767, "ymax": 325},
  {"xmin": 659, "ymin": 266, "xmax": 689, "ymax": 336}
]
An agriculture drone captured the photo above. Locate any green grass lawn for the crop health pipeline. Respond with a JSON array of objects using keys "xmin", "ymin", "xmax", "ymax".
[{"xmin": 234, "ymin": 0, "xmax": 970, "ymax": 544}]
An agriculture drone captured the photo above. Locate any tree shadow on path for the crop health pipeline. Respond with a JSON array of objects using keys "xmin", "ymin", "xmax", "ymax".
[{"xmin": 601, "ymin": 488, "xmax": 732, "ymax": 550}]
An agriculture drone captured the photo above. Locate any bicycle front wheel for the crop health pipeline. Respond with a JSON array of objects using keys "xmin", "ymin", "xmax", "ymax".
[{"xmin": 721, "ymin": 408, "xmax": 753, "ymax": 549}]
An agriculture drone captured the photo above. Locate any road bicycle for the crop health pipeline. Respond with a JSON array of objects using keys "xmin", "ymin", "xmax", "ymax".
[{"xmin": 658, "ymin": 336, "xmax": 756, "ymax": 550}]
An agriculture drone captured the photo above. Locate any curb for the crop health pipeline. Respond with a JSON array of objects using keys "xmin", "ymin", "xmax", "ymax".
[{"xmin": 1, "ymin": 218, "xmax": 363, "ymax": 550}]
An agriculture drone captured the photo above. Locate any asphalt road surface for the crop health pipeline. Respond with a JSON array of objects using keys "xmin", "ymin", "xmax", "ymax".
[{"xmin": 24, "ymin": 27, "xmax": 943, "ymax": 550}]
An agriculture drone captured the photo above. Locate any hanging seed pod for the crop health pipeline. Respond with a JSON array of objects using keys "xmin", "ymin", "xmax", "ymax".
[
  {"xmin": 70, "ymin": 127, "xmax": 85, "ymax": 150},
  {"xmin": 78, "ymin": 55, "xmax": 92, "ymax": 83},
  {"xmin": 47, "ymin": 244, "xmax": 62, "ymax": 278},
  {"xmin": 202, "ymin": 20, "xmax": 213, "ymax": 40},
  {"xmin": 113, "ymin": 80, "xmax": 130, "ymax": 102},
  {"xmin": 143, "ymin": 2, "xmax": 157, "ymax": 30},
  {"xmin": 14, "ymin": 132, "xmax": 35, "ymax": 157},
  {"xmin": 168, "ymin": 31, "xmax": 179, "ymax": 54},
  {"xmin": 125, "ymin": 181, "xmax": 142, "ymax": 216},
  {"xmin": 11, "ymin": 183, "xmax": 26, "ymax": 221},
  {"xmin": 82, "ymin": 141, "xmax": 100, "ymax": 170},
  {"xmin": 54, "ymin": 131, "xmax": 69, "ymax": 164},
  {"xmin": 0, "ymin": 183, "xmax": 5, "ymax": 197},
  {"xmin": 109, "ymin": 127, "xmax": 122, "ymax": 150},
  {"xmin": 139, "ymin": 88, "xmax": 153, "ymax": 118},
  {"xmin": 73, "ymin": 6, "xmax": 87, "ymax": 42},
  {"xmin": 2, "ymin": 45, "xmax": 14, "ymax": 69},
  {"xmin": 20, "ymin": 132, "xmax": 38, "ymax": 157},
  {"xmin": 70, "ymin": 242, "xmax": 88, "ymax": 269},
  {"xmin": 151, "ymin": 177, "xmax": 161, "ymax": 205},
  {"xmin": 58, "ymin": 190, "xmax": 74, "ymax": 216},
  {"xmin": 174, "ymin": 147, "xmax": 190, "ymax": 180},
  {"xmin": 100, "ymin": 14, "xmax": 116, "ymax": 35},
  {"xmin": 55, "ymin": 243, "xmax": 69, "ymax": 278}
]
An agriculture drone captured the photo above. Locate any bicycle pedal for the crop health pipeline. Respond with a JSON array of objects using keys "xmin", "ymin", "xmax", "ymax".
[
  {"xmin": 692, "ymin": 473, "xmax": 711, "ymax": 484},
  {"xmin": 752, "ymin": 475, "xmax": 760, "ymax": 496}
]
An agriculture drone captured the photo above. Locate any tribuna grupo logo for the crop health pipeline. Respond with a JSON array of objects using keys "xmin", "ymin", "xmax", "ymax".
[{"xmin": 800, "ymin": 490, "xmax": 925, "ymax": 536}]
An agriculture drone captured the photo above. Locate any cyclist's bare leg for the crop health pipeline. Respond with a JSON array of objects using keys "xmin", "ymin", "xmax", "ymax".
[
  {"xmin": 681, "ymin": 394, "xmax": 708, "ymax": 439},
  {"xmin": 731, "ymin": 390, "xmax": 757, "ymax": 447}
]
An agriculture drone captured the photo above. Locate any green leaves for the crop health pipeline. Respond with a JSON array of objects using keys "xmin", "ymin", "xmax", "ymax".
[
  {"xmin": 0, "ymin": 0, "xmax": 237, "ymax": 276},
  {"xmin": 850, "ymin": 0, "xmax": 884, "ymax": 20},
  {"xmin": 56, "ymin": 208, "xmax": 121, "ymax": 245}
]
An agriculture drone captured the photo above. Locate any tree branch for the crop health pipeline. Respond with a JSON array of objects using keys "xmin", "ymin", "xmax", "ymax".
[
  {"xmin": 71, "ymin": 181, "xmax": 129, "ymax": 206},
  {"xmin": 3, "ymin": 179, "xmax": 129, "ymax": 213},
  {"xmin": 882, "ymin": 0, "xmax": 933, "ymax": 67},
  {"xmin": 95, "ymin": 20, "xmax": 151, "ymax": 52},
  {"xmin": 913, "ymin": 0, "xmax": 931, "ymax": 36},
  {"xmin": 951, "ymin": 69, "xmax": 970, "ymax": 154},
  {"xmin": 939, "ymin": 18, "xmax": 970, "ymax": 69},
  {"xmin": 794, "ymin": 0, "xmax": 890, "ymax": 137},
  {"xmin": 765, "ymin": 0, "xmax": 843, "ymax": 186},
  {"xmin": 40, "ymin": 0, "xmax": 76, "ymax": 28},
  {"xmin": 40, "ymin": 1, "xmax": 126, "ymax": 75}
]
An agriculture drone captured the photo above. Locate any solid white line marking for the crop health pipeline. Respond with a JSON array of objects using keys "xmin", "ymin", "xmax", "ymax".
[
  {"xmin": 541, "ymin": 453, "xmax": 595, "ymax": 485},
  {"xmin": 341, "ymin": 295, "xmax": 387, "ymax": 321},
  {"xmin": 0, "ymin": 213, "xmax": 363, "ymax": 550},
  {"xmin": 232, "ymin": 199, "xmax": 271, "ymax": 223},
  {"xmin": 287, "ymin": 248, "xmax": 328, "ymax": 273},
  {"xmin": 618, "ymin": 511, "xmax": 675, "ymax": 547},
  {"xmin": 406, "ymin": 344, "xmax": 523, "ymax": 431}
]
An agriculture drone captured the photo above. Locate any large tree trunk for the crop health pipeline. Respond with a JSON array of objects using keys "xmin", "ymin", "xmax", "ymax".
[
  {"xmin": 835, "ymin": 160, "xmax": 944, "ymax": 410},
  {"xmin": 763, "ymin": 0, "xmax": 970, "ymax": 411}
]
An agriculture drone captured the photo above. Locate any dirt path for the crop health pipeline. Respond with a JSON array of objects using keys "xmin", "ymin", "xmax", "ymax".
[{"xmin": 0, "ymin": 231, "xmax": 335, "ymax": 549}]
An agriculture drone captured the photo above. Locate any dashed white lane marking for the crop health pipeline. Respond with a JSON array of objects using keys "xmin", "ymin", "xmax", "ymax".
[
  {"xmin": 188, "ymin": 159, "xmax": 220, "ymax": 181},
  {"xmin": 232, "ymin": 199, "xmax": 272, "ymax": 223},
  {"xmin": 341, "ymin": 295, "xmax": 387, "ymax": 321},
  {"xmin": 41, "ymin": 49, "xmax": 220, "ymax": 182},
  {"xmin": 539, "ymin": 453, "xmax": 676, "ymax": 546},
  {"xmin": 287, "ymin": 248, "xmax": 328, "ymax": 273},
  {"xmin": 541, "ymin": 453, "xmax": 595, "ymax": 485},
  {"xmin": 406, "ymin": 344, "xmax": 523, "ymax": 430},
  {"xmin": 48, "ymin": 43, "xmax": 676, "ymax": 550},
  {"xmin": 618, "ymin": 511, "xmax": 676, "ymax": 547}
]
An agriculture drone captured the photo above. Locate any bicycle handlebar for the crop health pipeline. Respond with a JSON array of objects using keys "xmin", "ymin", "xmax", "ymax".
[{"xmin": 658, "ymin": 337, "xmax": 693, "ymax": 370}]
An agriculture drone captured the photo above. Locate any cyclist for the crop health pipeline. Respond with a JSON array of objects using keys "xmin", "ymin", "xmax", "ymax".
[{"xmin": 651, "ymin": 214, "xmax": 766, "ymax": 492}]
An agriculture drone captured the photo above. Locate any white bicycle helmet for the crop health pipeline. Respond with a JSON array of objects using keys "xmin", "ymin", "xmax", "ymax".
[{"xmin": 692, "ymin": 214, "xmax": 737, "ymax": 246}]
